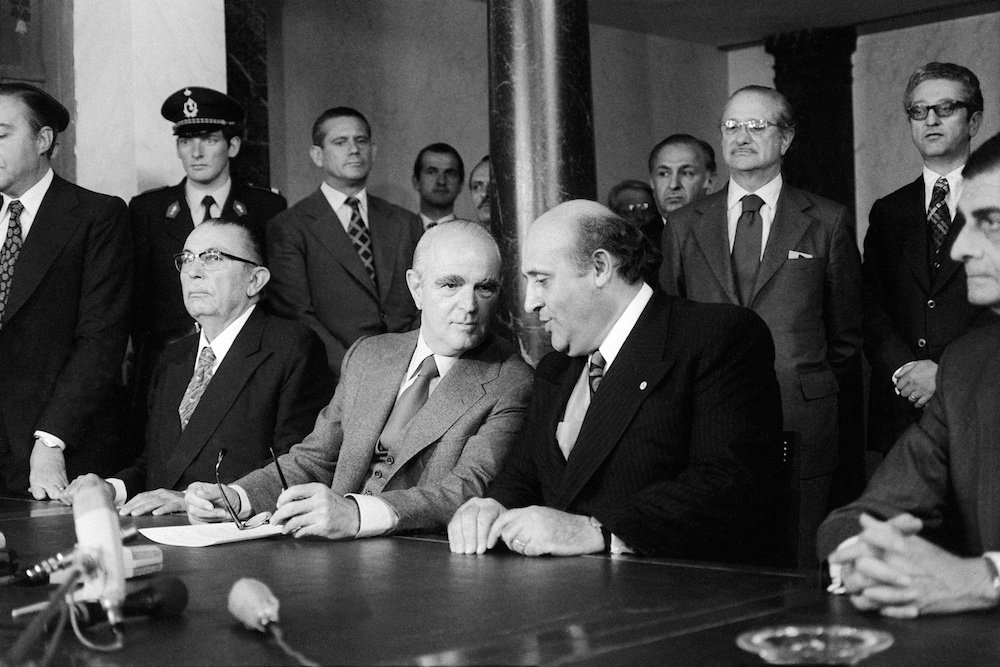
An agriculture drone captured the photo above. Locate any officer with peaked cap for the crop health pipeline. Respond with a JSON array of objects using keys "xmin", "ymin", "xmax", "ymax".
[{"xmin": 128, "ymin": 86, "xmax": 286, "ymax": 425}]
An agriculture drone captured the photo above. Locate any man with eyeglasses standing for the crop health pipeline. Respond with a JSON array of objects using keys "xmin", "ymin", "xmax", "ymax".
[
  {"xmin": 61, "ymin": 219, "xmax": 333, "ymax": 515},
  {"xmin": 660, "ymin": 85, "xmax": 862, "ymax": 565},
  {"xmin": 129, "ymin": 87, "xmax": 287, "ymax": 429},
  {"xmin": 862, "ymin": 63, "xmax": 988, "ymax": 457}
]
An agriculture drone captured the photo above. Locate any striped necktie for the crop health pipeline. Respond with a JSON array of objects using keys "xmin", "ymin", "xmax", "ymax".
[
  {"xmin": 346, "ymin": 196, "xmax": 377, "ymax": 287},
  {"xmin": 928, "ymin": 177, "xmax": 951, "ymax": 252}
]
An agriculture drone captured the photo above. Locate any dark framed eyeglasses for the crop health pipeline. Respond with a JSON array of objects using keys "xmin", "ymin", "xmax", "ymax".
[
  {"xmin": 721, "ymin": 119, "xmax": 778, "ymax": 135},
  {"xmin": 174, "ymin": 249, "xmax": 260, "ymax": 273},
  {"xmin": 906, "ymin": 100, "xmax": 971, "ymax": 121},
  {"xmin": 214, "ymin": 449, "xmax": 271, "ymax": 530}
]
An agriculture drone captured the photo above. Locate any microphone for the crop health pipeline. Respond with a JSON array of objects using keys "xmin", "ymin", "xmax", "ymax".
[
  {"xmin": 71, "ymin": 577, "xmax": 188, "ymax": 629},
  {"xmin": 73, "ymin": 483, "xmax": 127, "ymax": 626},
  {"xmin": 227, "ymin": 579, "xmax": 318, "ymax": 667},
  {"xmin": 6, "ymin": 544, "xmax": 162, "ymax": 586},
  {"xmin": 228, "ymin": 578, "xmax": 280, "ymax": 632}
]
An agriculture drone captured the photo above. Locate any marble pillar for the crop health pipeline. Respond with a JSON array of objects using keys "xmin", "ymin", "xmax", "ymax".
[{"xmin": 488, "ymin": 0, "xmax": 597, "ymax": 364}]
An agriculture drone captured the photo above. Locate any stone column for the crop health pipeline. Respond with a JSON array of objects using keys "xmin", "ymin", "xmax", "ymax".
[
  {"xmin": 488, "ymin": 0, "xmax": 597, "ymax": 365},
  {"xmin": 766, "ymin": 27, "xmax": 857, "ymax": 222}
]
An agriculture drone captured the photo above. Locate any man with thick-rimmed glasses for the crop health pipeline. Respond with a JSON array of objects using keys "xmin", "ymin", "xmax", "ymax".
[
  {"xmin": 61, "ymin": 219, "xmax": 332, "ymax": 515},
  {"xmin": 862, "ymin": 63, "xmax": 989, "ymax": 458}
]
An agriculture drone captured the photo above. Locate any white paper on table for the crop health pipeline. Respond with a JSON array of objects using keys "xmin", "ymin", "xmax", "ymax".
[{"xmin": 139, "ymin": 522, "xmax": 283, "ymax": 547}]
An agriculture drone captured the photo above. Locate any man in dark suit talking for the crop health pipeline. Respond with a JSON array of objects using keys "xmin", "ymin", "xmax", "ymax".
[
  {"xmin": 449, "ymin": 201, "xmax": 782, "ymax": 560},
  {"xmin": 0, "ymin": 83, "xmax": 131, "ymax": 499}
]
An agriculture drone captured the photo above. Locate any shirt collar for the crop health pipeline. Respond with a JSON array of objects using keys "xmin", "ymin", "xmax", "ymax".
[
  {"xmin": 922, "ymin": 164, "xmax": 963, "ymax": 204},
  {"xmin": 596, "ymin": 283, "xmax": 654, "ymax": 371},
  {"xmin": 320, "ymin": 182, "xmax": 367, "ymax": 215},
  {"xmin": 2, "ymin": 168, "xmax": 54, "ymax": 217},
  {"xmin": 197, "ymin": 303, "xmax": 256, "ymax": 362},
  {"xmin": 185, "ymin": 177, "xmax": 232, "ymax": 215},
  {"xmin": 727, "ymin": 173, "xmax": 783, "ymax": 212},
  {"xmin": 406, "ymin": 333, "xmax": 461, "ymax": 383},
  {"xmin": 420, "ymin": 212, "xmax": 455, "ymax": 228}
]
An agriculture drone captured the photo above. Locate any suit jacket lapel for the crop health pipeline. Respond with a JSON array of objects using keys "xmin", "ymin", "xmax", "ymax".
[
  {"xmin": 752, "ymin": 185, "xmax": 810, "ymax": 303},
  {"xmin": 305, "ymin": 190, "xmax": 377, "ymax": 298},
  {"xmin": 3, "ymin": 175, "xmax": 80, "ymax": 325},
  {"xmin": 552, "ymin": 294, "xmax": 675, "ymax": 509},
  {"xmin": 161, "ymin": 308, "xmax": 270, "ymax": 488},
  {"xmin": 692, "ymin": 193, "xmax": 739, "ymax": 304},
  {"xmin": 367, "ymin": 196, "xmax": 403, "ymax": 302},
  {"xmin": 335, "ymin": 334, "xmax": 416, "ymax": 492},
  {"xmin": 900, "ymin": 177, "xmax": 932, "ymax": 294},
  {"xmin": 385, "ymin": 345, "xmax": 498, "ymax": 482}
]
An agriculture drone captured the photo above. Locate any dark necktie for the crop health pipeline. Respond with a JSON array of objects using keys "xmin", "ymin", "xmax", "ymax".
[
  {"xmin": 376, "ymin": 355, "xmax": 439, "ymax": 453},
  {"xmin": 588, "ymin": 351, "xmax": 605, "ymax": 396},
  {"xmin": 732, "ymin": 194, "xmax": 765, "ymax": 307},
  {"xmin": 178, "ymin": 346, "xmax": 216, "ymax": 430},
  {"xmin": 201, "ymin": 195, "xmax": 216, "ymax": 225},
  {"xmin": 346, "ymin": 196, "xmax": 377, "ymax": 287},
  {"xmin": 928, "ymin": 177, "xmax": 951, "ymax": 252},
  {"xmin": 0, "ymin": 199, "xmax": 25, "ymax": 326}
]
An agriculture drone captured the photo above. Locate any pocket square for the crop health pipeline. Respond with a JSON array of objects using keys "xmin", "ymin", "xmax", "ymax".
[{"xmin": 788, "ymin": 250, "xmax": 814, "ymax": 259}]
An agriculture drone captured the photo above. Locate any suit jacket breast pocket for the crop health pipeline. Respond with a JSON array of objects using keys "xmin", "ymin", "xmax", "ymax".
[{"xmin": 784, "ymin": 257, "xmax": 824, "ymax": 271}]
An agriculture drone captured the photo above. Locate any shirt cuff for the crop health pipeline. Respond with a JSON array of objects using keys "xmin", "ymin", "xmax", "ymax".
[
  {"xmin": 609, "ymin": 533, "xmax": 634, "ymax": 555},
  {"xmin": 826, "ymin": 535, "xmax": 859, "ymax": 594},
  {"xmin": 33, "ymin": 431, "xmax": 66, "ymax": 451},
  {"xmin": 230, "ymin": 484, "xmax": 253, "ymax": 520},
  {"xmin": 346, "ymin": 493, "xmax": 399, "ymax": 538},
  {"xmin": 106, "ymin": 478, "xmax": 127, "ymax": 507}
]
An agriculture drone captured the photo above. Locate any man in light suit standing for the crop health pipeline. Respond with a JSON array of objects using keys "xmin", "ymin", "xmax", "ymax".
[
  {"xmin": 187, "ymin": 221, "xmax": 533, "ymax": 537},
  {"xmin": 660, "ymin": 86, "xmax": 863, "ymax": 564},
  {"xmin": 265, "ymin": 107, "xmax": 423, "ymax": 377},
  {"xmin": 0, "ymin": 83, "xmax": 131, "ymax": 499}
]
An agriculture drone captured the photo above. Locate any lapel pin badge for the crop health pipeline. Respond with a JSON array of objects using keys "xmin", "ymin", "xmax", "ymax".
[{"xmin": 639, "ymin": 381, "xmax": 647, "ymax": 391}]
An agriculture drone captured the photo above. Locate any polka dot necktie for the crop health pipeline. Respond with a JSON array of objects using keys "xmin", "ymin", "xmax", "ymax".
[{"xmin": 0, "ymin": 199, "xmax": 25, "ymax": 327}]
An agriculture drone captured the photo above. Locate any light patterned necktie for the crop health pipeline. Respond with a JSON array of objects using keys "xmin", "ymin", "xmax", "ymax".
[
  {"xmin": 588, "ymin": 351, "xmax": 606, "ymax": 396},
  {"xmin": 0, "ymin": 199, "xmax": 25, "ymax": 326},
  {"xmin": 732, "ymin": 194, "xmax": 764, "ymax": 307},
  {"xmin": 345, "ymin": 196, "xmax": 377, "ymax": 287},
  {"xmin": 928, "ymin": 177, "xmax": 951, "ymax": 252},
  {"xmin": 178, "ymin": 346, "xmax": 216, "ymax": 430}
]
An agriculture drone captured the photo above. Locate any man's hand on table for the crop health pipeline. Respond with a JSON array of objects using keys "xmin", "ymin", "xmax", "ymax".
[
  {"xmin": 448, "ymin": 497, "xmax": 506, "ymax": 554},
  {"xmin": 28, "ymin": 440, "xmax": 68, "ymax": 500},
  {"xmin": 185, "ymin": 481, "xmax": 242, "ymax": 523},
  {"xmin": 120, "ymin": 489, "xmax": 186, "ymax": 516},
  {"xmin": 831, "ymin": 513, "xmax": 1000, "ymax": 617},
  {"xmin": 448, "ymin": 498, "xmax": 604, "ymax": 557},
  {"xmin": 270, "ymin": 483, "xmax": 360, "ymax": 539}
]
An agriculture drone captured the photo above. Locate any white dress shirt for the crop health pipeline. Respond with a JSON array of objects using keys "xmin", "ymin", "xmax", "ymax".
[
  {"xmin": 185, "ymin": 178, "xmax": 232, "ymax": 226},
  {"xmin": 726, "ymin": 174, "xmax": 783, "ymax": 259},
  {"xmin": 419, "ymin": 211, "xmax": 455, "ymax": 229},
  {"xmin": 320, "ymin": 182, "xmax": 368, "ymax": 232}
]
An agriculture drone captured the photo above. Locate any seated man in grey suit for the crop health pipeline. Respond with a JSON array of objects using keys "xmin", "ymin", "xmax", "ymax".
[
  {"xmin": 62, "ymin": 218, "xmax": 333, "ymax": 515},
  {"xmin": 186, "ymin": 221, "xmax": 534, "ymax": 538},
  {"xmin": 817, "ymin": 132, "xmax": 1000, "ymax": 618}
]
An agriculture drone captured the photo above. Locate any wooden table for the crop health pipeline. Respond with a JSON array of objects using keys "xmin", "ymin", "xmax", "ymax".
[{"xmin": 1, "ymin": 498, "xmax": 997, "ymax": 665}]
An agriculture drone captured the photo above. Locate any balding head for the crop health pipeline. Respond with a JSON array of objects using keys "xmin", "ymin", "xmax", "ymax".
[
  {"xmin": 407, "ymin": 220, "xmax": 502, "ymax": 356},
  {"xmin": 522, "ymin": 200, "xmax": 656, "ymax": 356}
]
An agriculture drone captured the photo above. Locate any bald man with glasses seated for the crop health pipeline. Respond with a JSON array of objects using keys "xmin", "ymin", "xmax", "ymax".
[{"xmin": 61, "ymin": 218, "xmax": 333, "ymax": 515}]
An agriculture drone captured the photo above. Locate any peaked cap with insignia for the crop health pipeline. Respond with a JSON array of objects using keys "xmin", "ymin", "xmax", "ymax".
[{"xmin": 161, "ymin": 86, "xmax": 245, "ymax": 136}]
